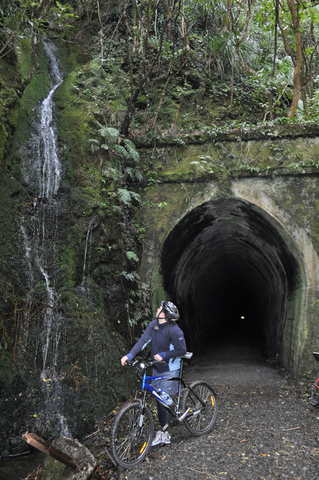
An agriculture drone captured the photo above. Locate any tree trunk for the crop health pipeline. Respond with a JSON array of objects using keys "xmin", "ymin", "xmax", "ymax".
[
  {"xmin": 269, "ymin": 0, "xmax": 279, "ymax": 120},
  {"xmin": 119, "ymin": 88, "xmax": 141, "ymax": 137},
  {"xmin": 300, "ymin": 63, "xmax": 308, "ymax": 117},
  {"xmin": 287, "ymin": 0, "xmax": 302, "ymax": 119},
  {"xmin": 227, "ymin": 0, "xmax": 234, "ymax": 114},
  {"xmin": 163, "ymin": 0, "xmax": 172, "ymax": 40},
  {"xmin": 235, "ymin": 0, "xmax": 255, "ymax": 76}
]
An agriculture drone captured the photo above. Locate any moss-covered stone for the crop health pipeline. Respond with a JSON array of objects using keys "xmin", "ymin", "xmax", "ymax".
[{"xmin": 0, "ymin": 34, "xmax": 139, "ymax": 454}]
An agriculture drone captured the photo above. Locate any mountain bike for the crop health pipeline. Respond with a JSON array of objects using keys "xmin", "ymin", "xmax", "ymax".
[
  {"xmin": 109, "ymin": 352, "xmax": 218, "ymax": 468},
  {"xmin": 310, "ymin": 351, "xmax": 319, "ymax": 406}
]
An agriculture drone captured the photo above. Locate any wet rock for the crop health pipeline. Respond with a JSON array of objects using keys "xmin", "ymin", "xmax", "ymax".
[{"xmin": 41, "ymin": 436, "xmax": 97, "ymax": 480}]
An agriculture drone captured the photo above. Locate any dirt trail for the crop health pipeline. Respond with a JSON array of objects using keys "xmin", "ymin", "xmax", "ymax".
[
  {"xmin": 184, "ymin": 339, "xmax": 282, "ymax": 386},
  {"xmin": 5, "ymin": 343, "xmax": 317, "ymax": 480},
  {"xmin": 123, "ymin": 343, "xmax": 319, "ymax": 480}
]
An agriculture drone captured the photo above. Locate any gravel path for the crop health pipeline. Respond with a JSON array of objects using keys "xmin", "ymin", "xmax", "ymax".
[
  {"xmin": 124, "ymin": 383, "xmax": 318, "ymax": 480},
  {"xmin": 3, "ymin": 341, "xmax": 318, "ymax": 480},
  {"xmin": 120, "ymin": 343, "xmax": 319, "ymax": 480}
]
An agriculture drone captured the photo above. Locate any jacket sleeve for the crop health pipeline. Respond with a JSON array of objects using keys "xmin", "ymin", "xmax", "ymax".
[
  {"xmin": 160, "ymin": 325, "xmax": 187, "ymax": 360},
  {"xmin": 126, "ymin": 320, "xmax": 156, "ymax": 360}
]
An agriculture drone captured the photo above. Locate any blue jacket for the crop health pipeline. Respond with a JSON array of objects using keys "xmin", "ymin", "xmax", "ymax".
[{"xmin": 126, "ymin": 319, "xmax": 187, "ymax": 372}]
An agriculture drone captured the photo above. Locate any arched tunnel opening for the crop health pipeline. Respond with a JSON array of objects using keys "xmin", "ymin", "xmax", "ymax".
[{"xmin": 160, "ymin": 198, "xmax": 303, "ymax": 370}]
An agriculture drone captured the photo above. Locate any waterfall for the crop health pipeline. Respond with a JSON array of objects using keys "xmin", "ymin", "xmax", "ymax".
[
  {"xmin": 40, "ymin": 41, "xmax": 63, "ymax": 198},
  {"xmin": 20, "ymin": 39, "xmax": 70, "ymax": 436},
  {"xmin": 28, "ymin": 39, "xmax": 64, "ymax": 373}
]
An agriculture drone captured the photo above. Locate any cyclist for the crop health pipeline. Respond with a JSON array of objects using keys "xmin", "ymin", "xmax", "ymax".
[{"xmin": 121, "ymin": 300, "xmax": 187, "ymax": 446}]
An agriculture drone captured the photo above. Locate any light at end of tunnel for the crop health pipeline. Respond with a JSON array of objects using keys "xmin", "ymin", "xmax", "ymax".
[{"xmin": 241, "ymin": 316, "xmax": 245, "ymax": 319}]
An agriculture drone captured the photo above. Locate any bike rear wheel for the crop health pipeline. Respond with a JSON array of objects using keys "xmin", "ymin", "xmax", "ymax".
[
  {"xmin": 110, "ymin": 401, "xmax": 154, "ymax": 468},
  {"xmin": 181, "ymin": 380, "xmax": 218, "ymax": 436}
]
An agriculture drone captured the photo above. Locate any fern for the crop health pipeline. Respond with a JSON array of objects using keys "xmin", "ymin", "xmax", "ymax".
[
  {"xmin": 99, "ymin": 126, "xmax": 118, "ymax": 145},
  {"xmin": 126, "ymin": 167, "xmax": 143, "ymax": 181},
  {"xmin": 117, "ymin": 188, "xmax": 132, "ymax": 205},
  {"xmin": 104, "ymin": 166, "xmax": 121, "ymax": 182},
  {"xmin": 95, "ymin": 126, "xmax": 139, "ymax": 163},
  {"xmin": 117, "ymin": 188, "xmax": 141, "ymax": 205},
  {"xmin": 123, "ymin": 138, "xmax": 139, "ymax": 163},
  {"xmin": 120, "ymin": 271, "xmax": 140, "ymax": 281},
  {"xmin": 112, "ymin": 205, "xmax": 122, "ymax": 213},
  {"xmin": 89, "ymin": 138, "xmax": 100, "ymax": 152},
  {"xmin": 130, "ymin": 191, "xmax": 141, "ymax": 203},
  {"xmin": 113, "ymin": 144, "xmax": 131, "ymax": 160},
  {"xmin": 126, "ymin": 251, "xmax": 139, "ymax": 262}
]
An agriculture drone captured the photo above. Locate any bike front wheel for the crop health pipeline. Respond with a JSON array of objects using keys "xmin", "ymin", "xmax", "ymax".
[
  {"xmin": 110, "ymin": 401, "xmax": 154, "ymax": 468},
  {"xmin": 181, "ymin": 380, "xmax": 218, "ymax": 436}
]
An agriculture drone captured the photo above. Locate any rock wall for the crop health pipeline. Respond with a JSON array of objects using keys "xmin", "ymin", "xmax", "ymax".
[
  {"xmin": 0, "ymin": 38, "xmax": 136, "ymax": 454},
  {"xmin": 139, "ymin": 137, "xmax": 319, "ymax": 380}
]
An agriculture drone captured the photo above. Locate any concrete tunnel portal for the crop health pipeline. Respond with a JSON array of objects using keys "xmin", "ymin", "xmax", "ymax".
[{"xmin": 159, "ymin": 197, "xmax": 305, "ymax": 373}]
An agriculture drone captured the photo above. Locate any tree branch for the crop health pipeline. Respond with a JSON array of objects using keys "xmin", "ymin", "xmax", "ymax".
[{"xmin": 0, "ymin": 5, "xmax": 27, "ymax": 59}]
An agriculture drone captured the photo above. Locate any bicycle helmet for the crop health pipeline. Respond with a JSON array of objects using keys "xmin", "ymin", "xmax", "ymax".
[{"xmin": 161, "ymin": 300, "xmax": 180, "ymax": 321}]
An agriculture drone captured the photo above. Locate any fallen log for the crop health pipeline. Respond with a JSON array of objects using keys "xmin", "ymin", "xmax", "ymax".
[{"xmin": 22, "ymin": 432, "xmax": 78, "ymax": 470}]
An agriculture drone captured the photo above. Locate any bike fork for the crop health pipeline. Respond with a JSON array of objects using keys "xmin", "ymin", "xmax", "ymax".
[{"xmin": 136, "ymin": 391, "xmax": 147, "ymax": 434}]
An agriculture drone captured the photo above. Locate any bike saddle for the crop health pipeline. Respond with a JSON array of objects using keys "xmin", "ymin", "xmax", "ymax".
[{"xmin": 313, "ymin": 352, "xmax": 319, "ymax": 362}]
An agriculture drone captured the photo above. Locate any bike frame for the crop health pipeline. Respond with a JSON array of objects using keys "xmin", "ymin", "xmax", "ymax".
[
  {"xmin": 135, "ymin": 358, "xmax": 204, "ymax": 421},
  {"xmin": 141, "ymin": 372, "xmax": 183, "ymax": 419}
]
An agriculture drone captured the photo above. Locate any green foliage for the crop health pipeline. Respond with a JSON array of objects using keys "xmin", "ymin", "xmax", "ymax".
[
  {"xmin": 126, "ymin": 251, "xmax": 139, "ymax": 263},
  {"xmin": 60, "ymin": 240, "xmax": 77, "ymax": 288},
  {"xmin": 308, "ymin": 92, "xmax": 319, "ymax": 120},
  {"xmin": 0, "ymin": 0, "xmax": 75, "ymax": 39},
  {"xmin": 86, "ymin": 121, "xmax": 150, "ymax": 333},
  {"xmin": 98, "ymin": 126, "xmax": 139, "ymax": 163},
  {"xmin": 117, "ymin": 188, "xmax": 141, "ymax": 206},
  {"xmin": 126, "ymin": 278, "xmax": 151, "ymax": 329}
]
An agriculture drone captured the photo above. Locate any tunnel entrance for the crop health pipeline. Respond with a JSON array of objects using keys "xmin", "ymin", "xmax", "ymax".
[{"xmin": 159, "ymin": 197, "xmax": 304, "ymax": 372}]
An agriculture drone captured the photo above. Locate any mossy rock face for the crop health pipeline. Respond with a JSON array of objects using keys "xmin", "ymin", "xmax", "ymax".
[
  {"xmin": 0, "ymin": 36, "xmax": 33, "ymax": 167},
  {"xmin": 5, "ymin": 39, "xmax": 51, "ymax": 178},
  {"xmin": 0, "ymin": 80, "xmax": 20, "ymax": 165},
  {"xmin": 0, "ymin": 355, "xmax": 44, "ymax": 455},
  {"xmin": 0, "ymin": 35, "xmax": 138, "ymax": 455},
  {"xmin": 0, "ymin": 282, "xmax": 136, "ymax": 454}
]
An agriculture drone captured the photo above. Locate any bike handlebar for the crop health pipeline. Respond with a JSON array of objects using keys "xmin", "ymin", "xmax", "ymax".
[
  {"xmin": 124, "ymin": 352, "xmax": 192, "ymax": 371},
  {"xmin": 128, "ymin": 359, "xmax": 166, "ymax": 370}
]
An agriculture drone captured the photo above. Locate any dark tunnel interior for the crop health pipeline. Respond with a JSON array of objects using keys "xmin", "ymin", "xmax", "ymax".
[{"xmin": 161, "ymin": 198, "xmax": 301, "ymax": 360}]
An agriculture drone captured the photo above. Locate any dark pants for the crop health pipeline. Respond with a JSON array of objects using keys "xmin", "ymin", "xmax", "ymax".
[
  {"xmin": 157, "ymin": 401, "xmax": 167, "ymax": 428},
  {"xmin": 152, "ymin": 368, "xmax": 180, "ymax": 429}
]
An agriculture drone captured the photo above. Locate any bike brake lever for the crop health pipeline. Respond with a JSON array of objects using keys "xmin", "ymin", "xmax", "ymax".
[{"xmin": 127, "ymin": 359, "xmax": 138, "ymax": 367}]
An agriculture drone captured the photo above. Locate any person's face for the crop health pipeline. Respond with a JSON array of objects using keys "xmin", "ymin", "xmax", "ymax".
[{"xmin": 156, "ymin": 306, "xmax": 166, "ymax": 323}]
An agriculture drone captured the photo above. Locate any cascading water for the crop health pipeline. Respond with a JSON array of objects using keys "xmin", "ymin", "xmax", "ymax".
[
  {"xmin": 39, "ymin": 40, "xmax": 62, "ymax": 198},
  {"xmin": 19, "ymin": 39, "xmax": 70, "ymax": 436}
]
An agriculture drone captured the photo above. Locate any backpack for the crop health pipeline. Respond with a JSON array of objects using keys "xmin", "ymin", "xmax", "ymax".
[{"xmin": 166, "ymin": 322, "xmax": 174, "ymax": 344}]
